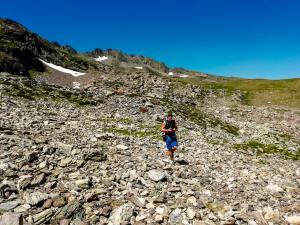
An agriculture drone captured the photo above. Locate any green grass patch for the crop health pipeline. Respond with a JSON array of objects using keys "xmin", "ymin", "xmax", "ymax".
[
  {"xmin": 104, "ymin": 117, "xmax": 133, "ymax": 124},
  {"xmin": 1, "ymin": 79, "xmax": 98, "ymax": 106},
  {"xmin": 168, "ymin": 76, "xmax": 300, "ymax": 108},
  {"xmin": 106, "ymin": 127, "xmax": 161, "ymax": 140},
  {"xmin": 207, "ymin": 78, "xmax": 300, "ymax": 108},
  {"xmin": 103, "ymin": 118, "xmax": 162, "ymax": 140},
  {"xmin": 234, "ymin": 140, "xmax": 300, "ymax": 160},
  {"xmin": 257, "ymin": 159, "xmax": 269, "ymax": 165}
]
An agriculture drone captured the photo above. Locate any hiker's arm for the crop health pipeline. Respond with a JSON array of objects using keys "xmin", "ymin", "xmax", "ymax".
[
  {"xmin": 161, "ymin": 122, "xmax": 167, "ymax": 132},
  {"xmin": 173, "ymin": 121, "xmax": 178, "ymax": 131},
  {"xmin": 161, "ymin": 122, "xmax": 171, "ymax": 133}
]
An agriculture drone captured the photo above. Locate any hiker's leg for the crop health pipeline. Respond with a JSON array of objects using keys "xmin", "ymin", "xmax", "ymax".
[
  {"xmin": 170, "ymin": 147, "xmax": 176, "ymax": 161},
  {"xmin": 170, "ymin": 149, "xmax": 174, "ymax": 161},
  {"xmin": 164, "ymin": 136, "xmax": 173, "ymax": 159},
  {"xmin": 165, "ymin": 150, "xmax": 172, "ymax": 157},
  {"xmin": 170, "ymin": 136, "xmax": 178, "ymax": 161}
]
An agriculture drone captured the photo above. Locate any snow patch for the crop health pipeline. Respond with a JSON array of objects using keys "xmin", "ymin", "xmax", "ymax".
[
  {"xmin": 94, "ymin": 56, "xmax": 108, "ymax": 62},
  {"xmin": 168, "ymin": 72, "xmax": 174, "ymax": 76},
  {"xmin": 177, "ymin": 74, "xmax": 189, "ymax": 78},
  {"xmin": 134, "ymin": 66, "xmax": 143, "ymax": 70},
  {"xmin": 39, "ymin": 59, "xmax": 86, "ymax": 77}
]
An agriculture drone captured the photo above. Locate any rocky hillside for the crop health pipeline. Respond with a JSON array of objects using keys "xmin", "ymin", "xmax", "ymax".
[
  {"xmin": 0, "ymin": 71, "xmax": 299, "ymax": 225},
  {"xmin": 0, "ymin": 18, "xmax": 300, "ymax": 225},
  {"xmin": 87, "ymin": 49, "xmax": 170, "ymax": 74}
]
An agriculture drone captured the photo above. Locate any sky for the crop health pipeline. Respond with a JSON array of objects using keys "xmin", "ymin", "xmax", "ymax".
[{"xmin": 1, "ymin": 0, "xmax": 300, "ymax": 79}]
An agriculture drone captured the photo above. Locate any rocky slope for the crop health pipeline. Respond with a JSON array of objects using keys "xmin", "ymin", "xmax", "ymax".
[
  {"xmin": 87, "ymin": 49, "xmax": 170, "ymax": 74},
  {"xmin": 0, "ymin": 72, "xmax": 299, "ymax": 225}
]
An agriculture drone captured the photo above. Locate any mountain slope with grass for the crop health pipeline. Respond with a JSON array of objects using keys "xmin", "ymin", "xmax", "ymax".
[{"xmin": 0, "ymin": 18, "xmax": 299, "ymax": 225}]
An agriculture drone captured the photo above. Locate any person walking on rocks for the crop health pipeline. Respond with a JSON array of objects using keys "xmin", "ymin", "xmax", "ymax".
[{"xmin": 161, "ymin": 111, "xmax": 178, "ymax": 162}]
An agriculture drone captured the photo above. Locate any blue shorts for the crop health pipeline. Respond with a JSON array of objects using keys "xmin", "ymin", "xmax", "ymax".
[{"xmin": 164, "ymin": 135, "xmax": 178, "ymax": 151}]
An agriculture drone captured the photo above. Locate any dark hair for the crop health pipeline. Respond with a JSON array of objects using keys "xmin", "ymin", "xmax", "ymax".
[{"xmin": 167, "ymin": 111, "xmax": 173, "ymax": 117}]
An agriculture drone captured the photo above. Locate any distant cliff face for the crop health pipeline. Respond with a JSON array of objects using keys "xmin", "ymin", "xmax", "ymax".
[{"xmin": 0, "ymin": 18, "xmax": 100, "ymax": 76}]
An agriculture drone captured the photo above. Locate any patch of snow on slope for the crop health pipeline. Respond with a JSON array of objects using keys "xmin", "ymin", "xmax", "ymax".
[
  {"xmin": 134, "ymin": 66, "xmax": 143, "ymax": 70},
  {"xmin": 168, "ymin": 72, "xmax": 174, "ymax": 76},
  {"xmin": 39, "ymin": 59, "xmax": 86, "ymax": 77},
  {"xmin": 95, "ymin": 56, "xmax": 108, "ymax": 62},
  {"xmin": 177, "ymin": 74, "xmax": 189, "ymax": 78}
]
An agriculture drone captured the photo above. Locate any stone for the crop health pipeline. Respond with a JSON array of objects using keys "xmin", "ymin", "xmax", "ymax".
[
  {"xmin": 285, "ymin": 215, "xmax": 300, "ymax": 225},
  {"xmin": 187, "ymin": 196, "xmax": 198, "ymax": 207},
  {"xmin": 116, "ymin": 145, "xmax": 129, "ymax": 151},
  {"xmin": 146, "ymin": 202, "xmax": 155, "ymax": 209},
  {"xmin": 32, "ymin": 208, "xmax": 54, "ymax": 225},
  {"xmin": 136, "ymin": 213, "xmax": 147, "ymax": 221},
  {"xmin": 222, "ymin": 218, "xmax": 237, "ymax": 225},
  {"xmin": 60, "ymin": 158, "xmax": 72, "ymax": 167},
  {"xmin": 147, "ymin": 169, "xmax": 166, "ymax": 182},
  {"xmin": 25, "ymin": 152, "xmax": 38, "ymax": 163},
  {"xmin": 193, "ymin": 220, "xmax": 208, "ymax": 225},
  {"xmin": 42, "ymin": 199, "xmax": 53, "ymax": 209},
  {"xmin": 14, "ymin": 204, "xmax": 31, "ymax": 213},
  {"xmin": 34, "ymin": 136, "xmax": 47, "ymax": 144},
  {"xmin": 266, "ymin": 184, "xmax": 283, "ymax": 193},
  {"xmin": 0, "ymin": 212, "xmax": 23, "ymax": 225},
  {"xmin": 53, "ymin": 197, "xmax": 66, "ymax": 207},
  {"xmin": 18, "ymin": 175, "xmax": 32, "ymax": 190},
  {"xmin": 59, "ymin": 219, "xmax": 70, "ymax": 225},
  {"xmin": 128, "ymin": 195, "xmax": 145, "ymax": 207},
  {"xmin": 155, "ymin": 214, "xmax": 163, "ymax": 222},
  {"xmin": 263, "ymin": 206, "xmax": 279, "ymax": 221},
  {"xmin": 0, "ymin": 199, "xmax": 22, "ymax": 211},
  {"xmin": 83, "ymin": 149, "xmax": 107, "ymax": 161},
  {"xmin": 56, "ymin": 142, "xmax": 73, "ymax": 153},
  {"xmin": 186, "ymin": 207, "xmax": 196, "ymax": 219},
  {"xmin": 108, "ymin": 203, "xmax": 134, "ymax": 225},
  {"xmin": 169, "ymin": 208, "xmax": 183, "ymax": 225},
  {"xmin": 74, "ymin": 178, "xmax": 91, "ymax": 189},
  {"xmin": 129, "ymin": 170, "xmax": 138, "ymax": 181},
  {"xmin": 54, "ymin": 200, "xmax": 84, "ymax": 220},
  {"xmin": 0, "ymin": 161, "xmax": 9, "ymax": 171},
  {"xmin": 23, "ymin": 191, "xmax": 48, "ymax": 206},
  {"xmin": 38, "ymin": 161, "xmax": 47, "ymax": 169},
  {"xmin": 156, "ymin": 206, "xmax": 166, "ymax": 215},
  {"xmin": 43, "ymin": 145, "xmax": 56, "ymax": 155},
  {"xmin": 84, "ymin": 188, "xmax": 106, "ymax": 202},
  {"xmin": 99, "ymin": 206, "xmax": 112, "ymax": 217},
  {"xmin": 31, "ymin": 173, "xmax": 46, "ymax": 187}
]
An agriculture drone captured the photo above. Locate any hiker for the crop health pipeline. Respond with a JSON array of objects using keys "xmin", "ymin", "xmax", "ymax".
[{"xmin": 161, "ymin": 111, "xmax": 178, "ymax": 161}]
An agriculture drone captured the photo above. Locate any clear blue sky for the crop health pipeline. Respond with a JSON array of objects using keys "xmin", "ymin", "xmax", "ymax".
[{"xmin": 1, "ymin": 0, "xmax": 300, "ymax": 79}]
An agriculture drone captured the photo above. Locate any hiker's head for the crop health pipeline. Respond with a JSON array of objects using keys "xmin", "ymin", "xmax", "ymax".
[{"xmin": 167, "ymin": 111, "xmax": 173, "ymax": 121}]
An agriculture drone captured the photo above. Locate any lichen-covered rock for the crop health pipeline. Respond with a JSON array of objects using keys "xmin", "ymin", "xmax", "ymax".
[{"xmin": 108, "ymin": 203, "xmax": 135, "ymax": 225}]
